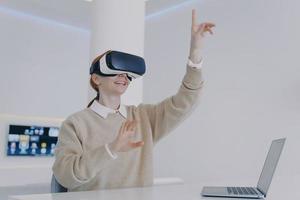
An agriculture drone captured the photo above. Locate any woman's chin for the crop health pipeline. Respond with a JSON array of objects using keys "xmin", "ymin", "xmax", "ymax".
[
  {"xmin": 110, "ymin": 84, "xmax": 129, "ymax": 95},
  {"xmin": 113, "ymin": 88, "xmax": 128, "ymax": 95}
]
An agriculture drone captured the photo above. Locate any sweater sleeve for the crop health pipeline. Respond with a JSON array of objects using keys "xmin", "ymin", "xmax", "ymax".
[
  {"xmin": 139, "ymin": 65, "xmax": 204, "ymax": 144},
  {"xmin": 52, "ymin": 117, "xmax": 115, "ymax": 190}
]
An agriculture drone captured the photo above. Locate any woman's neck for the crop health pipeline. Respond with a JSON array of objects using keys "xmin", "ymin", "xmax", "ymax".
[{"xmin": 98, "ymin": 94, "xmax": 121, "ymax": 110}]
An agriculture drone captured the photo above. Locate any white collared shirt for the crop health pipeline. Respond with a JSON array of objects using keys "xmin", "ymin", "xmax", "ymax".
[
  {"xmin": 90, "ymin": 100, "xmax": 127, "ymax": 159},
  {"xmin": 90, "ymin": 100, "xmax": 127, "ymax": 119},
  {"xmin": 187, "ymin": 57, "xmax": 203, "ymax": 69}
]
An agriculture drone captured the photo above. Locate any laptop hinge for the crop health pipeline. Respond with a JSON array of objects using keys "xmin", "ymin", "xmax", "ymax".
[{"xmin": 257, "ymin": 188, "xmax": 266, "ymax": 197}]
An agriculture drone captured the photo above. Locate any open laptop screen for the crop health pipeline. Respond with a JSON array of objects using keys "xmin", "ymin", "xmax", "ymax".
[{"xmin": 257, "ymin": 138, "xmax": 285, "ymax": 195}]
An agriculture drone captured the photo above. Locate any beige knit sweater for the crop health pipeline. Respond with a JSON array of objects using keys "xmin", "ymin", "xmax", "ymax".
[{"xmin": 52, "ymin": 65, "xmax": 203, "ymax": 191}]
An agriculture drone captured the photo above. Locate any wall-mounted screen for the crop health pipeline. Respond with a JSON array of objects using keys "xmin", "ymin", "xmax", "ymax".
[{"xmin": 7, "ymin": 124, "xmax": 59, "ymax": 156}]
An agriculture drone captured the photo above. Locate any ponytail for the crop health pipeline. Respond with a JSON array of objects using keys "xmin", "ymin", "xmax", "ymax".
[
  {"xmin": 87, "ymin": 92, "xmax": 99, "ymax": 108},
  {"xmin": 87, "ymin": 75, "xmax": 100, "ymax": 108}
]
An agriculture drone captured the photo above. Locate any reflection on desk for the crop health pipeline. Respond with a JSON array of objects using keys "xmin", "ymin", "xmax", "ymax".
[{"xmin": 9, "ymin": 176, "xmax": 299, "ymax": 200}]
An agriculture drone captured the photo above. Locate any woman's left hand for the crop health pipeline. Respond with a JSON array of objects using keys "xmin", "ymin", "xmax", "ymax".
[{"xmin": 189, "ymin": 9, "xmax": 215, "ymax": 63}]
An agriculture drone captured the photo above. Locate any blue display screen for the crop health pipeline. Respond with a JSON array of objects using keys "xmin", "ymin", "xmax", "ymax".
[{"xmin": 7, "ymin": 124, "xmax": 59, "ymax": 156}]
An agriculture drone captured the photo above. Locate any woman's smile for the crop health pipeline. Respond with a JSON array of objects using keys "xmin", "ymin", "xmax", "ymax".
[{"xmin": 114, "ymin": 80, "xmax": 128, "ymax": 86}]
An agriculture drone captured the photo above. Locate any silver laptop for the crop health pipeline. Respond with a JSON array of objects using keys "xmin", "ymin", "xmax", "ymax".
[{"xmin": 201, "ymin": 138, "xmax": 286, "ymax": 199}]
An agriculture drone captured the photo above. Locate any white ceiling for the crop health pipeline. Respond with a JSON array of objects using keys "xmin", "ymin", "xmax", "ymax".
[{"xmin": 0, "ymin": 0, "xmax": 190, "ymax": 30}]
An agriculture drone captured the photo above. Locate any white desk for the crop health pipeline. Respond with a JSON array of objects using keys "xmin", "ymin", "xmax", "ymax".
[{"xmin": 8, "ymin": 176, "xmax": 299, "ymax": 200}]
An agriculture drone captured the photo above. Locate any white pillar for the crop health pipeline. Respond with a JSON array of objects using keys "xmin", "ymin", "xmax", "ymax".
[{"xmin": 89, "ymin": 0, "xmax": 146, "ymax": 106}]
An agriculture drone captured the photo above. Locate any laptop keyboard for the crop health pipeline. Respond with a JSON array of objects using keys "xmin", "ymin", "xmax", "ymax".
[{"xmin": 227, "ymin": 187, "xmax": 258, "ymax": 196}]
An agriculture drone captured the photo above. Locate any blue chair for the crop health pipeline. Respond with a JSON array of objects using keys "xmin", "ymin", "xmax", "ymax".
[{"xmin": 51, "ymin": 175, "xmax": 67, "ymax": 193}]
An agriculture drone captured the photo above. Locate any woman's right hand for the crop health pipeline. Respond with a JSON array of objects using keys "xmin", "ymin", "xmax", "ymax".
[{"xmin": 109, "ymin": 120, "xmax": 144, "ymax": 153}]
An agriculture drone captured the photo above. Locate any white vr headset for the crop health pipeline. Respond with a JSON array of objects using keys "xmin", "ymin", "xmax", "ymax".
[{"xmin": 90, "ymin": 50, "xmax": 146, "ymax": 81}]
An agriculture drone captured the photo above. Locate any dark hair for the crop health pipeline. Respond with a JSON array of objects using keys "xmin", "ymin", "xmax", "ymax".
[
  {"xmin": 87, "ymin": 50, "xmax": 112, "ymax": 108},
  {"xmin": 87, "ymin": 91, "xmax": 99, "ymax": 108}
]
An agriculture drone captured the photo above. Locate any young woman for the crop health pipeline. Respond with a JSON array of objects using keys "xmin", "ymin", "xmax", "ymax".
[{"xmin": 52, "ymin": 9, "xmax": 215, "ymax": 192}]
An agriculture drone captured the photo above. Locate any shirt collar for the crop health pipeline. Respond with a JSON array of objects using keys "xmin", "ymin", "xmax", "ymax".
[{"xmin": 90, "ymin": 100, "xmax": 127, "ymax": 119}]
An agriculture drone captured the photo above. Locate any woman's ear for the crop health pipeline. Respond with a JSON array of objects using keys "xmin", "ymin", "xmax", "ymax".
[{"xmin": 91, "ymin": 74, "xmax": 101, "ymax": 86}]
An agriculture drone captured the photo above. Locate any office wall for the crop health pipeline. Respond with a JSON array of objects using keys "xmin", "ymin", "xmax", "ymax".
[
  {"xmin": 0, "ymin": 8, "xmax": 90, "ymax": 186},
  {"xmin": 145, "ymin": 0, "xmax": 300, "ymax": 185},
  {"xmin": 0, "ymin": 9, "xmax": 91, "ymax": 118}
]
